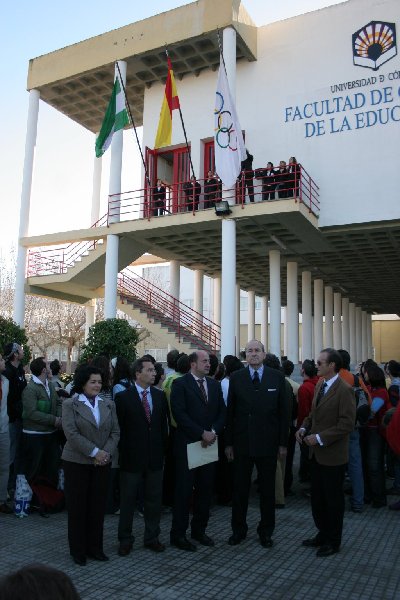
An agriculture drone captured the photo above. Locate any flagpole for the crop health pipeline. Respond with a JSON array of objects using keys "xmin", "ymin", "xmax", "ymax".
[
  {"xmin": 164, "ymin": 48, "xmax": 196, "ymax": 180},
  {"xmin": 115, "ymin": 61, "xmax": 151, "ymax": 187}
]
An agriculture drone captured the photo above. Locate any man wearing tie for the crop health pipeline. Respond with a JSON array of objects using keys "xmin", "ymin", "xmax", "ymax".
[
  {"xmin": 170, "ymin": 350, "xmax": 225, "ymax": 551},
  {"xmin": 225, "ymin": 340, "xmax": 288, "ymax": 548},
  {"xmin": 116, "ymin": 358, "xmax": 169, "ymax": 555},
  {"xmin": 296, "ymin": 348, "xmax": 356, "ymax": 557}
]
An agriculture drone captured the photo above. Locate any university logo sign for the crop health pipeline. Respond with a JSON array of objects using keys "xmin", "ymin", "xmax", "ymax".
[{"xmin": 352, "ymin": 21, "xmax": 397, "ymax": 71}]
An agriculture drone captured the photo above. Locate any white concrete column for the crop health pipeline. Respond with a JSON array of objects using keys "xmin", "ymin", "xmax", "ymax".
[
  {"xmin": 349, "ymin": 302, "xmax": 356, "ymax": 363},
  {"xmin": 91, "ymin": 134, "xmax": 102, "ymax": 225},
  {"xmin": 324, "ymin": 286, "xmax": 333, "ymax": 348},
  {"xmin": 223, "ymin": 27, "xmax": 236, "ymax": 101},
  {"xmin": 355, "ymin": 306, "xmax": 362, "ymax": 364},
  {"xmin": 235, "ymin": 284, "xmax": 241, "ymax": 357},
  {"xmin": 361, "ymin": 311, "xmax": 368, "ymax": 361},
  {"xmin": 169, "ymin": 260, "xmax": 180, "ymax": 300},
  {"xmin": 221, "ymin": 219, "xmax": 236, "ymax": 358},
  {"xmin": 213, "ymin": 275, "xmax": 221, "ymax": 327},
  {"xmin": 248, "ymin": 290, "xmax": 256, "ymax": 341},
  {"xmin": 261, "ymin": 295, "xmax": 268, "ymax": 352},
  {"xmin": 333, "ymin": 292, "xmax": 342, "ymax": 349},
  {"xmin": 104, "ymin": 234, "xmax": 119, "ymax": 318},
  {"xmin": 269, "ymin": 250, "xmax": 281, "ymax": 357},
  {"xmin": 314, "ymin": 279, "xmax": 324, "ymax": 356},
  {"xmin": 301, "ymin": 271, "xmax": 312, "ymax": 361},
  {"xmin": 194, "ymin": 269, "xmax": 204, "ymax": 318},
  {"xmin": 287, "ymin": 261, "xmax": 299, "ymax": 363},
  {"xmin": 108, "ymin": 60, "xmax": 127, "ymax": 224},
  {"xmin": 367, "ymin": 313, "xmax": 373, "ymax": 359},
  {"xmin": 13, "ymin": 89, "xmax": 40, "ymax": 326},
  {"xmin": 342, "ymin": 297, "xmax": 350, "ymax": 352},
  {"xmin": 85, "ymin": 299, "xmax": 96, "ymax": 340},
  {"xmin": 283, "ymin": 307, "xmax": 288, "ymax": 357}
]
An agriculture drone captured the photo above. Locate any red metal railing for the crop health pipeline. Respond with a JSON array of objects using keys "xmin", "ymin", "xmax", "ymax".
[
  {"xmin": 27, "ymin": 164, "xmax": 319, "ymax": 277},
  {"xmin": 118, "ymin": 269, "xmax": 221, "ymax": 353}
]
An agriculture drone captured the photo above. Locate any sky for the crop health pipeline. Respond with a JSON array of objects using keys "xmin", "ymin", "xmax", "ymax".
[{"xmin": 0, "ymin": 0, "xmax": 344, "ymax": 255}]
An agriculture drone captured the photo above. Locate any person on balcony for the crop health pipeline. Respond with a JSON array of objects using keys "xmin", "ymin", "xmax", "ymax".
[
  {"xmin": 256, "ymin": 161, "xmax": 277, "ymax": 201},
  {"xmin": 287, "ymin": 156, "xmax": 301, "ymax": 198},
  {"xmin": 204, "ymin": 171, "xmax": 218, "ymax": 209},
  {"xmin": 153, "ymin": 179, "xmax": 166, "ymax": 217},
  {"xmin": 183, "ymin": 176, "xmax": 201, "ymax": 212},
  {"xmin": 239, "ymin": 149, "xmax": 255, "ymax": 203},
  {"xmin": 275, "ymin": 160, "xmax": 290, "ymax": 198}
]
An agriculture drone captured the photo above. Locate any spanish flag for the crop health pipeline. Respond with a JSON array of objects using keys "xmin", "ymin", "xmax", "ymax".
[{"xmin": 154, "ymin": 58, "xmax": 180, "ymax": 149}]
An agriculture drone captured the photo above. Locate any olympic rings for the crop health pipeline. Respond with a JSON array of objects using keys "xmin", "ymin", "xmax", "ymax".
[{"xmin": 214, "ymin": 93, "xmax": 239, "ymax": 152}]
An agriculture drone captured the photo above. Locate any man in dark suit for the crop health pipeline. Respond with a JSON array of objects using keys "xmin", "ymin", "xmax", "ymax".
[
  {"xmin": 183, "ymin": 176, "xmax": 201, "ymax": 211},
  {"xmin": 115, "ymin": 358, "xmax": 169, "ymax": 555},
  {"xmin": 170, "ymin": 350, "xmax": 225, "ymax": 551},
  {"xmin": 225, "ymin": 340, "xmax": 288, "ymax": 548},
  {"xmin": 296, "ymin": 348, "xmax": 356, "ymax": 557}
]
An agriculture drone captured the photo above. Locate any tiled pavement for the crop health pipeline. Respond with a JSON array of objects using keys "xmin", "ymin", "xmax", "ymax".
[{"xmin": 1, "ymin": 478, "xmax": 400, "ymax": 599}]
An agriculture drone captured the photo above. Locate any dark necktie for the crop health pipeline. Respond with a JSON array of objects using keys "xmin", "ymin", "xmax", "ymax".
[
  {"xmin": 253, "ymin": 370, "xmax": 260, "ymax": 387},
  {"xmin": 142, "ymin": 390, "xmax": 151, "ymax": 422},
  {"xmin": 316, "ymin": 382, "xmax": 327, "ymax": 406},
  {"xmin": 87, "ymin": 396, "xmax": 96, "ymax": 408},
  {"xmin": 197, "ymin": 379, "xmax": 208, "ymax": 404}
]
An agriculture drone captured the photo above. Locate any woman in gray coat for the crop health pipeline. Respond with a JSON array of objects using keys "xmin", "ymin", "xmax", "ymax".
[{"xmin": 62, "ymin": 365, "xmax": 120, "ymax": 566}]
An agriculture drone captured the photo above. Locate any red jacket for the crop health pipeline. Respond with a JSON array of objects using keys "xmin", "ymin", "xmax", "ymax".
[
  {"xmin": 367, "ymin": 385, "xmax": 390, "ymax": 431},
  {"xmin": 297, "ymin": 376, "xmax": 319, "ymax": 428}
]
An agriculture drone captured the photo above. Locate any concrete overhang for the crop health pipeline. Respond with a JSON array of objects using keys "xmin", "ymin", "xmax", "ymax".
[{"xmin": 27, "ymin": 0, "xmax": 257, "ymax": 132}]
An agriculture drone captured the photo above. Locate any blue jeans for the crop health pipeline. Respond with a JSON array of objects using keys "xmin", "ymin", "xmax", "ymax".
[
  {"xmin": 348, "ymin": 429, "xmax": 364, "ymax": 509},
  {"xmin": 8, "ymin": 420, "xmax": 23, "ymax": 491}
]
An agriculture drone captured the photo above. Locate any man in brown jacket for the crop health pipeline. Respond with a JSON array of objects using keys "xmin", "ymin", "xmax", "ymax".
[{"xmin": 296, "ymin": 348, "xmax": 356, "ymax": 557}]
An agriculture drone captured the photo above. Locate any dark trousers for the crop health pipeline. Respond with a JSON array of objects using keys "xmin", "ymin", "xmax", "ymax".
[
  {"xmin": 359, "ymin": 427, "xmax": 386, "ymax": 504},
  {"xmin": 162, "ymin": 427, "xmax": 176, "ymax": 507},
  {"xmin": 118, "ymin": 469, "xmax": 163, "ymax": 545},
  {"xmin": 63, "ymin": 461, "xmax": 110, "ymax": 557},
  {"xmin": 284, "ymin": 426, "xmax": 297, "ymax": 494},
  {"xmin": 22, "ymin": 432, "xmax": 60, "ymax": 485},
  {"xmin": 170, "ymin": 458, "xmax": 215, "ymax": 539},
  {"xmin": 231, "ymin": 455, "xmax": 277, "ymax": 538},
  {"xmin": 215, "ymin": 431, "xmax": 233, "ymax": 505},
  {"xmin": 242, "ymin": 177, "xmax": 255, "ymax": 202},
  {"xmin": 310, "ymin": 458, "xmax": 346, "ymax": 548}
]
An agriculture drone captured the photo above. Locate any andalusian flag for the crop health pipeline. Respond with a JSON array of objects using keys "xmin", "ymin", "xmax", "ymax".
[
  {"xmin": 95, "ymin": 75, "xmax": 129, "ymax": 157},
  {"xmin": 154, "ymin": 58, "xmax": 180, "ymax": 149}
]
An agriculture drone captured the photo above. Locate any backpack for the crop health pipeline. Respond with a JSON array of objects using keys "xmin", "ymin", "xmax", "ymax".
[
  {"xmin": 30, "ymin": 477, "xmax": 65, "ymax": 516},
  {"xmin": 353, "ymin": 374, "xmax": 370, "ymax": 426},
  {"xmin": 388, "ymin": 384, "xmax": 400, "ymax": 408}
]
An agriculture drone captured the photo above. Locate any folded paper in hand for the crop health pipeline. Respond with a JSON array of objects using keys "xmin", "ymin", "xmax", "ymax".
[{"xmin": 187, "ymin": 440, "xmax": 218, "ymax": 470}]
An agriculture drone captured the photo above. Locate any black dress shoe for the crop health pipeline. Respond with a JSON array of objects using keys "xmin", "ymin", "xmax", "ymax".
[
  {"xmin": 87, "ymin": 551, "xmax": 109, "ymax": 561},
  {"xmin": 228, "ymin": 533, "xmax": 246, "ymax": 546},
  {"xmin": 144, "ymin": 540, "xmax": 166, "ymax": 552},
  {"xmin": 259, "ymin": 535, "xmax": 273, "ymax": 548},
  {"xmin": 118, "ymin": 543, "xmax": 133, "ymax": 557},
  {"xmin": 191, "ymin": 533, "xmax": 215, "ymax": 547},
  {"xmin": 316, "ymin": 544, "xmax": 340, "ymax": 557},
  {"xmin": 170, "ymin": 536, "xmax": 197, "ymax": 551},
  {"xmin": 302, "ymin": 536, "xmax": 323, "ymax": 548},
  {"xmin": 71, "ymin": 554, "xmax": 86, "ymax": 566}
]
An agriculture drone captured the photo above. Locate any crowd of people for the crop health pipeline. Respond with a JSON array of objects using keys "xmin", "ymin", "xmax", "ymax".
[
  {"xmin": 1, "ymin": 340, "xmax": 399, "ymax": 565},
  {"xmin": 150, "ymin": 152, "xmax": 302, "ymax": 214}
]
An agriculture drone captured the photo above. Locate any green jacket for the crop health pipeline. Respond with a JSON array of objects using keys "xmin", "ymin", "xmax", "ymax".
[{"xmin": 22, "ymin": 380, "xmax": 61, "ymax": 433}]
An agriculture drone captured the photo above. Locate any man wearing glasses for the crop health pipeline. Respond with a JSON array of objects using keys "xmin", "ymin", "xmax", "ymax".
[{"xmin": 296, "ymin": 348, "xmax": 356, "ymax": 557}]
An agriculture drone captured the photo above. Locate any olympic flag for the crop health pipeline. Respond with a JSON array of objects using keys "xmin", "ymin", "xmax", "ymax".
[{"xmin": 214, "ymin": 57, "xmax": 246, "ymax": 189}]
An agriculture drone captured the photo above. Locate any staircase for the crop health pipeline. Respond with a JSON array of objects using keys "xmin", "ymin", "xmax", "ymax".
[{"xmin": 117, "ymin": 270, "xmax": 220, "ymax": 354}]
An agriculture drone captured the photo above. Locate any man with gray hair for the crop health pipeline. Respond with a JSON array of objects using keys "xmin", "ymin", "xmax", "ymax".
[{"xmin": 225, "ymin": 340, "xmax": 288, "ymax": 548}]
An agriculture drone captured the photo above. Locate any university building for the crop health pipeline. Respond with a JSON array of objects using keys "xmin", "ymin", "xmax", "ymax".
[{"xmin": 15, "ymin": 0, "xmax": 400, "ymax": 363}]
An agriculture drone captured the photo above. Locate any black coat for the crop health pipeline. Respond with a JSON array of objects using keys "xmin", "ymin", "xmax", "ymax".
[
  {"xmin": 171, "ymin": 373, "xmax": 226, "ymax": 457},
  {"xmin": 225, "ymin": 366, "xmax": 289, "ymax": 457},
  {"xmin": 115, "ymin": 385, "xmax": 169, "ymax": 472},
  {"xmin": 153, "ymin": 185, "xmax": 166, "ymax": 209}
]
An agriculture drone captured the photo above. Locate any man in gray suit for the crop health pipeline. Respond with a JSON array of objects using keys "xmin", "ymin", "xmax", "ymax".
[{"xmin": 296, "ymin": 348, "xmax": 356, "ymax": 557}]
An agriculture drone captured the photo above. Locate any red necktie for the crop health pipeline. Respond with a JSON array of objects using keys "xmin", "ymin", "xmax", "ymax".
[{"xmin": 142, "ymin": 390, "xmax": 151, "ymax": 422}]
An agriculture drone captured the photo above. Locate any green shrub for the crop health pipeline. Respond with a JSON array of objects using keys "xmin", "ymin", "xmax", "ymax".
[
  {"xmin": 80, "ymin": 318, "xmax": 139, "ymax": 364},
  {"xmin": 0, "ymin": 316, "xmax": 31, "ymax": 364}
]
